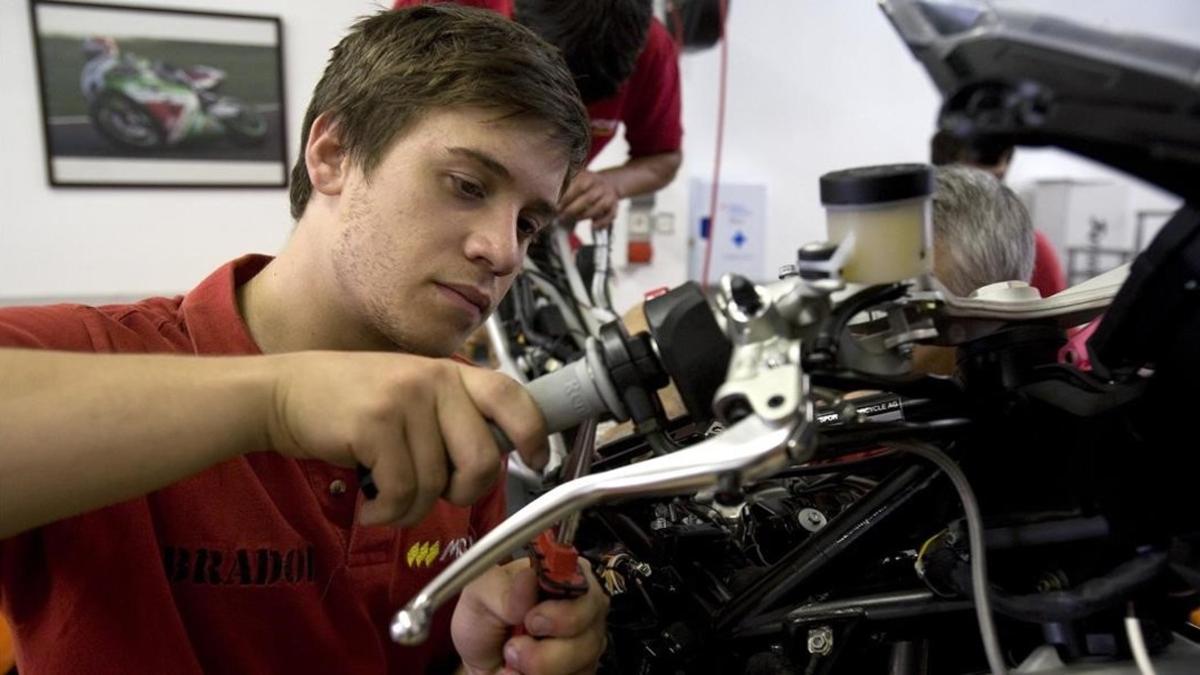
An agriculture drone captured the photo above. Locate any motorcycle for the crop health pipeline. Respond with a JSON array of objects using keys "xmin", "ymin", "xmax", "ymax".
[
  {"xmin": 487, "ymin": 226, "xmax": 620, "ymax": 506},
  {"xmin": 80, "ymin": 36, "xmax": 269, "ymax": 151},
  {"xmin": 371, "ymin": 1, "xmax": 1200, "ymax": 673}
]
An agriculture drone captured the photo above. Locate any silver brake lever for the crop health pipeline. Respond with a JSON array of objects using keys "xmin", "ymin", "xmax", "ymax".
[{"xmin": 389, "ymin": 414, "xmax": 802, "ymax": 645}]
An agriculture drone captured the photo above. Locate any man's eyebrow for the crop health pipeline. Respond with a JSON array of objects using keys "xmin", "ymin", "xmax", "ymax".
[
  {"xmin": 446, "ymin": 146, "xmax": 559, "ymax": 220},
  {"xmin": 447, "ymin": 146, "xmax": 511, "ymax": 180}
]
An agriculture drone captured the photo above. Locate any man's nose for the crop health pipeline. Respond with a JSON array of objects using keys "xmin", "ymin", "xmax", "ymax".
[{"xmin": 464, "ymin": 207, "xmax": 521, "ymax": 276}]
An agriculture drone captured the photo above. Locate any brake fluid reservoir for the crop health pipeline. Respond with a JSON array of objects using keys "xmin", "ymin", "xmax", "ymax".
[{"xmin": 819, "ymin": 164, "xmax": 933, "ymax": 285}]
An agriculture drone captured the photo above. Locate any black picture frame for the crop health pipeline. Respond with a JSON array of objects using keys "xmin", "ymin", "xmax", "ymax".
[{"xmin": 28, "ymin": 0, "xmax": 288, "ymax": 188}]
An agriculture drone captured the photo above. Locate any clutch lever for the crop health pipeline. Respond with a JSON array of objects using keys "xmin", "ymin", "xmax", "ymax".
[{"xmin": 389, "ymin": 413, "xmax": 804, "ymax": 645}]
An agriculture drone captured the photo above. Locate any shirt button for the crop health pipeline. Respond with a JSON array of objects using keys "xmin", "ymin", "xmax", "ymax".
[{"xmin": 329, "ymin": 479, "xmax": 347, "ymax": 496}]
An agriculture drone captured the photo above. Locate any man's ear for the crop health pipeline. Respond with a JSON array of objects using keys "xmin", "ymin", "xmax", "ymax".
[{"xmin": 305, "ymin": 112, "xmax": 349, "ymax": 197}]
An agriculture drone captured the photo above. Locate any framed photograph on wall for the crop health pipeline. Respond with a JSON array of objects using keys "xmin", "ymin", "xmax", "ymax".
[{"xmin": 29, "ymin": 0, "xmax": 287, "ymax": 187}]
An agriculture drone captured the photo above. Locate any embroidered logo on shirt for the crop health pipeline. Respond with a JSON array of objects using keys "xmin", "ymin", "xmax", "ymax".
[
  {"xmin": 439, "ymin": 536, "xmax": 474, "ymax": 562},
  {"xmin": 406, "ymin": 541, "xmax": 441, "ymax": 568},
  {"xmin": 162, "ymin": 545, "xmax": 316, "ymax": 585},
  {"xmin": 404, "ymin": 536, "xmax": 476, "ymax": 568}
]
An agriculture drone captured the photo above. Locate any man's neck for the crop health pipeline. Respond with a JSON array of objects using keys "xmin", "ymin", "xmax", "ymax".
[{"xmin": 237, "ymin": 223, "xmax": 389, "ymax": 354}]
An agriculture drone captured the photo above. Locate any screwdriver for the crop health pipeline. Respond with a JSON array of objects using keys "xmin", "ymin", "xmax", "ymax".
[{"xmin": 514, "ymin": 416, "xmax": 598, "ymax": 636}]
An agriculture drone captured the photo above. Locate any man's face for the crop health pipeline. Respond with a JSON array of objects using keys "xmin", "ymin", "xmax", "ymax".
[{"xmin": 331, "ymin": 107, "xmax": 568, "ymax": 357}]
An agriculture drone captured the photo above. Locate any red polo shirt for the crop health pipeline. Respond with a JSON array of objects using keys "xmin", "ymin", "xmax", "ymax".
[
  {"xmin": 0, "ymin": 256, "xmax": 506, "ymax": 674},
  {"xmin": 1031, "ymin": 230, "xmax": 1068, "ymax": 297},
  {"xmin": 393, "ymin": 0, "xmax": 684, "ymax": 164}
]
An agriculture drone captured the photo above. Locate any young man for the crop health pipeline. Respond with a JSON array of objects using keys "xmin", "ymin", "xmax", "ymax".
[
  {"xmin": 395, "ymin": 0, "xmax": 684, "ymax": 230},
  {"xmin": 0, "ymin": 6, "xmax": 607, "ymax": 674}
]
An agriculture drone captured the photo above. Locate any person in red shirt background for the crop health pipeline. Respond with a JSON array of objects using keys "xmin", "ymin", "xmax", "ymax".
[
  {"xmin": 930, "ymin": 130, "xmax": 1068, "ymax": 297},
  {"xmin": 0, "ymin": 6, "xmax": 607, "ymax": 674},
  {"xmin": 396, "ymin": 0, "xmax": 684, "ymax": 230}
]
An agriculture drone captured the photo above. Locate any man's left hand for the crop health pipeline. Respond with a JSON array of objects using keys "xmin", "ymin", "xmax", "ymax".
[
  {"xmin": 559, "ymin": 170, "xmax": 620, "ymax": 231},
  {"xmin": 452, "ymin": 557, "xmax": 609, "ymax": 675}
]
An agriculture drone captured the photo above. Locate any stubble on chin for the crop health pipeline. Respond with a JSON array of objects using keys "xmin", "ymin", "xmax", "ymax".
[{"xmin": 364, "ymin": 297, "xmax": 472, "ymax": 358}]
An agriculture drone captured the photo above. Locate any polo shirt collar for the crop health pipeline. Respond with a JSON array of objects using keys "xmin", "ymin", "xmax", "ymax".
[{"xmin": 180, "ymin": 255, "xmax": 271, "ymax": 356}]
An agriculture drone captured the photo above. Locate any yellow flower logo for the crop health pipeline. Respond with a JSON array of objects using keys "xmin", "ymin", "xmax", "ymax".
[{"xmin": 406, "ymin": 541, "xmax": 441, "ymax": 568}]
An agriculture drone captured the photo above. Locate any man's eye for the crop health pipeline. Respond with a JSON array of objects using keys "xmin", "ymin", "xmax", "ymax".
[
  {"xmin": 517, "ymin": 216, "xmax": 542, "ymax": 238},
  {"xmin": 453, "ymin": 176, "xmax": 486, "ymax": 200}
]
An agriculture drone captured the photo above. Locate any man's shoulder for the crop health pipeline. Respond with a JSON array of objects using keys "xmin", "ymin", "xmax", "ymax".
[
  {"xmin": 0, "ymin": 303, "xmax": 112, "ymax": 351},
  {"xmin": 0, "ymin": 296, "xmax": 187, "ymax": 352},
  {"xmin": 98, "ymin": 295, "xmax": 185, "ymax": 324}
]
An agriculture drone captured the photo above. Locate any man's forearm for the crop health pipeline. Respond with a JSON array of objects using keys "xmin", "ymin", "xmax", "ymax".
[
  {"xmin": 0, "ymin": 349, "xmax": 277, "ymax": 539},
  {"xmin": 598, "ymin": 150, "xmax": 682, "ymax": 200}
]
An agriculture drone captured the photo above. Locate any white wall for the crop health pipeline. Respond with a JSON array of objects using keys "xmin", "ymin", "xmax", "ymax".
[
  {"xmin": 1, "ymin": 0, "xmax": 1190, "ymax": 309},
  {"xmin": 1006, "ymin": 150, "xmax": 1180, "ymax": 240},
  {"xmin": 0, "ymin": 0, "xmax": 386, "ymax": 303},
  {"xmin": 605, "ymin": 0, "xmax": 944, "ymax": 311}
]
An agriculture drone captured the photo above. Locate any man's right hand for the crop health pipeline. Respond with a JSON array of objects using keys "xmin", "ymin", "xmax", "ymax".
[
  {"xmin": 267, "ymin": 352, "xmax": 547, "ymax": 527},
  {"xmin": 0, "ymin": 349, "xmax": 542, "ymax": 539}
]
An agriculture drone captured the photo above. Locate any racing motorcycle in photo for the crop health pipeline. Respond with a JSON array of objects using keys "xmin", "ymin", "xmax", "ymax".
[{"xmin": 79, "ymin": 36, "xmax": 268, "ymax": 151}]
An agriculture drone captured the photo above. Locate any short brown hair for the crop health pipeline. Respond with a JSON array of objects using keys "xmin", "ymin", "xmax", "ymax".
[{"xmin": 289, "ymin": 5, "xmax": 590, "ymax": 219}]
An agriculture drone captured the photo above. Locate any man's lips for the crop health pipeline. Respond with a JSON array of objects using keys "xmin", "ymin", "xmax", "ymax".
[{"xmin": 436, "ymin": 282, "xmax": 491, "ymax": 315}]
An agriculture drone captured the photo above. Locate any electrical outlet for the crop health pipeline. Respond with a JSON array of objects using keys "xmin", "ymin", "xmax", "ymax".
[
  {"xmin": 653, "ymin": 212, "xmax": 675, "ymax": 235},
  {"xmin": 629, "ymin": 211, "xmax": 653, "ymax": 237}
]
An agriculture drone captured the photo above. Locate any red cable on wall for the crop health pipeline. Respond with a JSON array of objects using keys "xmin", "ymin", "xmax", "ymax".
[{"xmin": 700, "ymin": 0, "xmax": 729, "ymax": 289}]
